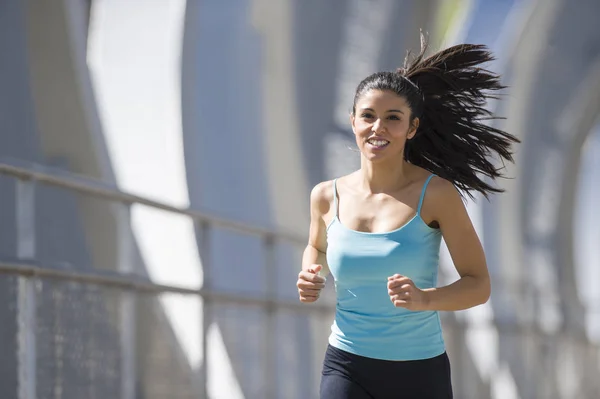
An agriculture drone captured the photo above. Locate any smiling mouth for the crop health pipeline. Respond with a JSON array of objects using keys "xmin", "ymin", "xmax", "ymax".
[{"xmin": 367, "ymin": 138, "xmax": 390, "ymax": 148}]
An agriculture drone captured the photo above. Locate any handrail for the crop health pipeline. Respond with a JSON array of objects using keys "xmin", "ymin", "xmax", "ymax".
[
  {"xmin": 0, "ymin": 158, "xmax": 306, "ymax": 243},
  {"xmin": 0, "ymin": 260, "xmax": 200, "ymax": 294},
  {"xmin": 0, "ymin": 158, "xmax": 327, "ymax": 314},
  {"xmin": 0, "ymin": 261, "xmax": 334, "ymax": 314}
]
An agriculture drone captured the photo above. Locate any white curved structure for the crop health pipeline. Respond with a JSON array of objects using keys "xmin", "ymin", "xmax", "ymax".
[{"xmin": 2, "ymin": 0, "xmax": 600, "ymax": 398}]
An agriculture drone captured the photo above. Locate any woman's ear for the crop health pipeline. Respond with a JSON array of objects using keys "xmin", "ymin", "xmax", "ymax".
[
  {"xmin": 350, "ymin": 113, "xmax": 356, "ymax": 135},
  {"xmin": 407, "ymin": 117, "xmax": 419, "ymax": 139}
]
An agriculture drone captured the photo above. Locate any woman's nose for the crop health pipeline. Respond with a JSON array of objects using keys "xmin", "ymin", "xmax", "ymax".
[{"xmin": 372, "ymin": 118, "xmax": 385, "ymax": 133}]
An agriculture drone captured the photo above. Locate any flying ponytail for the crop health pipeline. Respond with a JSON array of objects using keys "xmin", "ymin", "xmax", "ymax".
[{"xmin": 352, "ymin": 33, "xmax": 520, "ymax": 198}]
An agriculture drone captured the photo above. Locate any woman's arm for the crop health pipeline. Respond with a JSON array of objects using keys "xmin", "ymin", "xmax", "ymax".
[
  {"xmin": 421, "ymin": 178, "xmax": 491, "ymax": 311},
  {"xmin": 301, "ymin": 181, "xmax": 332, "ymax": 277},
  {"xmin": 388, "ymin": 177, "xmax": 491, "ymax": 311},
  {"xmin": 297, "ymin": 182, "xmax": 333, "ymax": 303}
]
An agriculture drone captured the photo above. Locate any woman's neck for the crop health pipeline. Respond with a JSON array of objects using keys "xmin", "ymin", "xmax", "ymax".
[{"xmin": 359, "ymin": 158, "xmax": 414, "ymax": 194}]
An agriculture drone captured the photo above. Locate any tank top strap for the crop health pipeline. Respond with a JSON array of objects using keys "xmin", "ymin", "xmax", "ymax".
[
  {"xmin": 332, "ymin": 179, "xmax": 339, "ymax": 217},
  {"xmin": 417, "ymin": 174, "xmax": 436, "ymax": 215}
]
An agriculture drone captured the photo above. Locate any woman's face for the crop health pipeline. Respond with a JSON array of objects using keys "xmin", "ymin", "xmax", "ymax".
[{"xmin": 351, "ymin": 89, "xmax": 418, "ymax": 163}]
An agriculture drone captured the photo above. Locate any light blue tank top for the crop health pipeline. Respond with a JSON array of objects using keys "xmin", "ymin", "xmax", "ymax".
[{"xmin": 326, "ymin": 174, "xmax": 445, "ymax": 361}]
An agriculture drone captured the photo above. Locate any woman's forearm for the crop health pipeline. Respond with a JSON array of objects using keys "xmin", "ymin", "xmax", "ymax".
[
  {"xmin": 302, "ymin": 244, "xmax": 330, "ymax": 277},
  {"xmin": 423, "ymin": 274, "xmax": 490, "ymax": 311}
]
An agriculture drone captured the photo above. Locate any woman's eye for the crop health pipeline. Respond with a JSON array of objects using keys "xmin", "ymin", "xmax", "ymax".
[
  {"xmin": 388, "ymin": 115, "xmax": 401, "ymax": 121},
  {"xmin": 361, "ymin": 113, "xmax": 374, "ymax": 119}
]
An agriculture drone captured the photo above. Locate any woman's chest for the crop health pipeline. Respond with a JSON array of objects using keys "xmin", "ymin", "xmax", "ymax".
[
  {"xmin": 326, "ymin": 227, "xmax": 433, "ymax": 283},
  {"xmin": 337, "ymin": 194, "xmax": 418, "ymax": 234}
]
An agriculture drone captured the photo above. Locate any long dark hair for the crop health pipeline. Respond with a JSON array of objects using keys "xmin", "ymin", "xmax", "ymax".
[{"xmin": 352, "ymin": 33, "xmax": 520, "ymax": 198}]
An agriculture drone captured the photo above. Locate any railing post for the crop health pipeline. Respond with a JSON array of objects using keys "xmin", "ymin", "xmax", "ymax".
[
  {"xmin": 263, "ymin": 235, "xmax": 276, "ymax": 399},
  {"xmin": 115, "ymin": 203, "xmax": 136, "ymax": 399},
  {"xmin": 199, "ymin": 221, "xmax": 211, "ymax": 399},
  {"xmin": 16, "ymin": 179, "xmax": 37, "ymax": 399}
]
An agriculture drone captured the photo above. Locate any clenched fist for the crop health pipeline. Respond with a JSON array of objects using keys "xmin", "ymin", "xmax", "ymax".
[
  {"xmin": 387, "ymin": 274, "xmax": 429, "ymax": 311},
  {"xmin": 297, "ymin": 265, "xmax": 326, "ymax": 303}
]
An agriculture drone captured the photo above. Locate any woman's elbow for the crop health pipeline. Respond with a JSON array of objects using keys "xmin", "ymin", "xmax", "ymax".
[{"xmin": 478, "ymin": 275, "xmax": 491, "ymax": 305}]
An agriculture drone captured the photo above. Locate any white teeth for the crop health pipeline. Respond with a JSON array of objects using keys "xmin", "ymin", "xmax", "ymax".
[{"xmin": 368, "ymin": 139, "xmax": 389, "ymax": 146}]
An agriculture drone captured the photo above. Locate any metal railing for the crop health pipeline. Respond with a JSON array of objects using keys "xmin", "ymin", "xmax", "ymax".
[
  {"xmin": 0, "ymin": 158, "xmax": 333, "ymax": 399},
  {"xmin": 3, "ymin": 158, "xmax": 600, "ymax": 399}
]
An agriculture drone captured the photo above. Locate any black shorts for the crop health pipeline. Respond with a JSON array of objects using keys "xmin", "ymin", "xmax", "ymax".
[{"xmin": 320, "ymin": 345, "xmax": 453, "ymax": 399}]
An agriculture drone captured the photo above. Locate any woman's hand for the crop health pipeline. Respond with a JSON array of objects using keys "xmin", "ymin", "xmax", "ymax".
[
  {"xmin": 297, "ymin": 265, "xmax": 326, "ymax": 303},
  {"xmin": 387, "ymin": 274, "xmax": 429, "ymax": 311}
]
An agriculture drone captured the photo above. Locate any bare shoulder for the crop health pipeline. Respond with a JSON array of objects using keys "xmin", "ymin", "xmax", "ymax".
[
  {"xmin": 310, "ymin": 173, "xmax": 358, "ymax": 220},
  {"xmin": 421, "ymin": 175, "xmax": 465, "ymax": 222},
  {"xmin": 427, "ymin": 175, "xmax": 461, "ymax": 199},
  {"xmin": 310, "ymin": 180, "xmax": 334, "ymax": 216}
]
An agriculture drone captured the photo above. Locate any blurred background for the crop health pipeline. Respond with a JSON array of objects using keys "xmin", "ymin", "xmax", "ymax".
[{"xmin": 1, "ymin": 0, "xmax": 600, "ymax": 398}]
